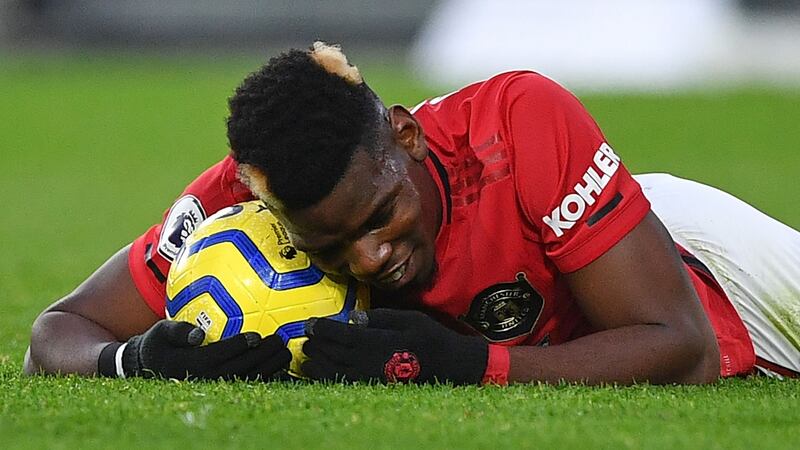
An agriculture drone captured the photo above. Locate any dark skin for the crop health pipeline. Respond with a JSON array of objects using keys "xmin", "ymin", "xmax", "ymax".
[
  {"xmin": 283, "ymin": 105, "xmax": 721, "ymax": 384},
  {"xmin": 279, "ymin": 124, "xmax": 441, "ymax": 293},
  {"xmin": 24, "ymin": 246, "xmax": 160, "ymax": 375},
  {"xmin": 26, "ymin": 107, "xmax": 720, "ymax": 384}
]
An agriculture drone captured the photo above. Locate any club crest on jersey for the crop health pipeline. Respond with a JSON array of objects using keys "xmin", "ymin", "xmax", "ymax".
[
  {"xmin": 461, "ymin": 272, "xmax": 544, "ymax": 342},
  {"xmin": 157, "ymin": 195, "xmax": 207, "ymax": 261}
]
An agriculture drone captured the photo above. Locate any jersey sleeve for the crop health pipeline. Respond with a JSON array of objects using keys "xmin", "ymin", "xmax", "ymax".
[
  {"xmin": 128, "ymin": 155, "xmax": 254, "ymax": 317},
  {"xmin": 502, "ymin": 73, "xmax": 650, "ymax": 273}
]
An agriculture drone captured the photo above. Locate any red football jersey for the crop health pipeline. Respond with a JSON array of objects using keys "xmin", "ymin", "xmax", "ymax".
[
  {"xmin": 127, "ymin": 71, "xmax": 754, "ymax": 377},
  {"xmin": 408, "ymin": 71, "xmax": 753, "ymax": 376}
]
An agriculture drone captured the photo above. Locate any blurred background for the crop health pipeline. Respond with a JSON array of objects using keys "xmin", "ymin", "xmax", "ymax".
[
  {"xmin": 1, "ymin": 1, "xmax": 799, "ymax": 358},
  {"xmin": 2, "ymin": 0, "xmax": 800, "ymax": 89}
]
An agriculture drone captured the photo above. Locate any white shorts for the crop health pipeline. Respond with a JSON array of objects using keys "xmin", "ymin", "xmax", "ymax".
[{"xmin": 635, "ymin": 173, "xmax": 800, "ymax": 375}]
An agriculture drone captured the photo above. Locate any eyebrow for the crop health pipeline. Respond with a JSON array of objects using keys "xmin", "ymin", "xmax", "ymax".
[
  {"xmin": 298, "ymin": 184, "xmax": 400, "ymax": 254},
  {"xmin": 359, "ymin": 190, "xmax": 398, "ymax": 231}
]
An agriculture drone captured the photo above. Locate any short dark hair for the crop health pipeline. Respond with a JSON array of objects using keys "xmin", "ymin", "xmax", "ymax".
[{"xmin": 227, "ymin": 42, "xmax": 384, "ymax": 210}]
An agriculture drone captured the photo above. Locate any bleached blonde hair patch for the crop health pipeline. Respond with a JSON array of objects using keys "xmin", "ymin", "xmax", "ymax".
[
  {"xmin": 238, "ymin": 164, "xmax": 284, "ymax": 210},
  {"xmin": 309, "ymin": 41, "xmax": 363, "ymax": 85}
]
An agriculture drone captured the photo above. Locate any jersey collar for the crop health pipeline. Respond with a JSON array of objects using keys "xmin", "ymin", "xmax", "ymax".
[{"xmin": 424, "ymin": 148, "xmax": 452, "ymax": 227}]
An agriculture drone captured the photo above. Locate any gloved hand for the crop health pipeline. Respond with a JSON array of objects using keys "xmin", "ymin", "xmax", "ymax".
[
  {"xmin": 98, "ymin": 320, "xmax": 291, "ymax": 380},
  {"xmin": 302, "ymin": 309, "xmax": 488, "ymax": 385}
]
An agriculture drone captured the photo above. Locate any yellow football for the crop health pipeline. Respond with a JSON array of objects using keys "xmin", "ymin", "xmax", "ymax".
[{"xmin": 165, "ymin": 200, "xmax": 369, "ymax": 377}]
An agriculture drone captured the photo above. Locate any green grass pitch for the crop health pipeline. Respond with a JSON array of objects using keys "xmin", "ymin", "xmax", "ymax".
[{"xmin": 1, "ymin": 54, "xmax": 798, "ymax": 449}]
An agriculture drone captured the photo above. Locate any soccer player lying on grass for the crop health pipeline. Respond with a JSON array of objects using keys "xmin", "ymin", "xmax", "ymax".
[{"xmin": 25, "ymin": 43, "xmax": 800, "ymax": 384}]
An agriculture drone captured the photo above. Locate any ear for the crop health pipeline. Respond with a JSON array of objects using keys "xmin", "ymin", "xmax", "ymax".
[{"xmin": 387, "ymin": 105, "xmax": 427, "ymax": 162}]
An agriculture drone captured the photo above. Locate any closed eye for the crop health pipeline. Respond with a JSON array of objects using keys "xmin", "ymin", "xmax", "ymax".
[
  {"xmin": 305, "ymin": 245, "xmax": 340, "ymax": 261},
  {"xmin": 363, "ymin": 197, "xmax": 397, "ymax": 231}
]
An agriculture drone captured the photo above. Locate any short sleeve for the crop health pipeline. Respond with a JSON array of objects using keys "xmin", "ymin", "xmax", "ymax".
[
  {"xmin": 128, "ymin": 155, "xmax": 254, "ymax": 316},
  {"xmin": 503, "ymin": 73, "xmax": 650, "ymax": 273}
]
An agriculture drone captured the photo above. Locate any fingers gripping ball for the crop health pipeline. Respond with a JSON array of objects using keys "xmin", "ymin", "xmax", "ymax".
[{"xmin": 165, "ymin": 201, "xmax": 370, "ymax": 377}]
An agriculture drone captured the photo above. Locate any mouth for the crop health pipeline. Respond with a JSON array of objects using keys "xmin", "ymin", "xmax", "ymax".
[{"xmin": 377, "ymin": 252, "xmax": 413, "ymax": 287}]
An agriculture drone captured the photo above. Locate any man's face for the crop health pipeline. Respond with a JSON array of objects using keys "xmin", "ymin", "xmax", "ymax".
[{"xmin": 279, "ymin": 110, "xmax": 442, "ymax": 292}]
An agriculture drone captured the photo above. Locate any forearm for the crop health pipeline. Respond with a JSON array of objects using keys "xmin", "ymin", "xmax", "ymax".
[
  {"xmin": 506, "ymin": 324, "xmax": 719, "ymax": 385},
  {"xmin": 25, "ymin": 245, "xmax": 165, "ymax": 376},
  {"xmin": 26, "ymin": 310, "xmax": 118, "ymax": 376}
]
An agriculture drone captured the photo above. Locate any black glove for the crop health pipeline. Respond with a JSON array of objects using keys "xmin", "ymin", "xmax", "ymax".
[
  {"xmin": 302, "ymin": 309, "xmax": 488, "ymax": 385},
  {"xmin": 98, "ymin": 320, "xmax": 291, "ymax": 381}
]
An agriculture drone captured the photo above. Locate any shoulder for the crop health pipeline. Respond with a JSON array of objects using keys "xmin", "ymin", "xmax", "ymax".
[
  {"xmin": 481, "ymin": 70, "xmax": 575, "ymax": 111},
  {"xmin": 413, "ymin": 71, "xmax": 586, "ymax": 144},
  {"xmin": 156, "ymin": 154, "xmax": 254, "ymax": 261},
  {"xmin": 411, "ymin": 72, "xmax": 560, "ymax": 157},
  {"xmin": 412, "ymin": 71, "xmax": 559, "ymax": 115},
  {"xmin": 178, "ymin": 155, "xmax": 253, "ymax": 214}
]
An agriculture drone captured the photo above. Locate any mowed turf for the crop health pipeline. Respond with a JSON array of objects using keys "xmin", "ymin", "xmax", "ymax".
[{"xmin": 1, "ymin": 54, "xmax": 799, "ymax": 449}]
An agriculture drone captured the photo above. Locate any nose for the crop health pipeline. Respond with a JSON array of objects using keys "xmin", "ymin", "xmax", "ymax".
[{"xmin": 346, "ymin": 235, "xmax": 392, "ymax": 280}]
